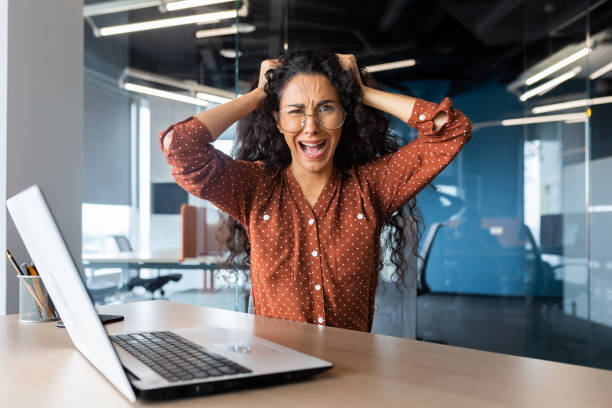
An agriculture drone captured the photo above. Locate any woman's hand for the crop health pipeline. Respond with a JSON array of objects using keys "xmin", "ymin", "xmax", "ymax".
[
  {"xmin": 337, "ymin": 53, "xmax": 363, "ymax": 87},
  {"xmin": 258, "ymin": 59, "xmax": 281, "ymax": 89}
]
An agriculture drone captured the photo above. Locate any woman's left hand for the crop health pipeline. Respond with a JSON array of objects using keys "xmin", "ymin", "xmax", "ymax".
[{"xmin": 337, "ymin": 53, "xmax": 363, "ymax": 87}]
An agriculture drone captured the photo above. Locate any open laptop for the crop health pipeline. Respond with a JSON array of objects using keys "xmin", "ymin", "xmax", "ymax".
[{"xmin": 7, "ymin": 185, "xmax": 333, "ymax": 402}]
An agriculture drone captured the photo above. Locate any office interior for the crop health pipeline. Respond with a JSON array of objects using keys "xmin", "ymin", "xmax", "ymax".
[{"xmin": 2, "ymin": 0, "xmax": 612, "ymax": 372}]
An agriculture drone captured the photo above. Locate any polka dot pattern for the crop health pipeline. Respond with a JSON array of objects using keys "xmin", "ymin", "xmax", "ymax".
[{"xmin": 159, "ymin": 97, "xmax": 472, "ymax": 332}]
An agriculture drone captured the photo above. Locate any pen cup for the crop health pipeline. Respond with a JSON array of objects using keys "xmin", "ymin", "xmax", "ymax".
[{"xmin": 17, "ymin": 275, "xmax": 59, "ymax": 322}]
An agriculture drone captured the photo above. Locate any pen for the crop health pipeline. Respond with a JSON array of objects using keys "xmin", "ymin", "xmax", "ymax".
[{"xmin": 21, "ymin": 263, "xmax": 30, "ymax": 275}]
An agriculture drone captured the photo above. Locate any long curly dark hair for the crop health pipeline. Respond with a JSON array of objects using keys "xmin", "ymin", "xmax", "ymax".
[{"xmin": 218, "ymin": 49, "xmax": 423, "ymax": 289}]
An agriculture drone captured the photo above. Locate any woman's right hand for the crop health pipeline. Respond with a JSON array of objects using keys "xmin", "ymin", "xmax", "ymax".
[{"xmin": 258, "ymin": 59, "xmax": 281, "ymax": 89}]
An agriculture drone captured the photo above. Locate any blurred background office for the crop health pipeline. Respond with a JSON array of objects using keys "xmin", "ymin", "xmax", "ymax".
[{"xmin": 2, "ymin": 0, "xmax": 612, "ymax": 372}]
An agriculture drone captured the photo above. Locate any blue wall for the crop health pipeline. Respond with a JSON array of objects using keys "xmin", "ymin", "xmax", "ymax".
[{"xmin": 396, "ymin": 76, "xmax": 541, "ymax": 296}]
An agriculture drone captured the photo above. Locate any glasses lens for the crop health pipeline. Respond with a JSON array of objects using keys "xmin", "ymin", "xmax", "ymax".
[
  {"xmin": 278, "ymin": 103, "xmax": 345, "ymax": 132},
  {"xmin": 278, "ymin": 108, "xmax": 305, "ymax": 133},
  {"xmin": 317, "ymin": 103, "xmax": 345, "ymax": 129}
]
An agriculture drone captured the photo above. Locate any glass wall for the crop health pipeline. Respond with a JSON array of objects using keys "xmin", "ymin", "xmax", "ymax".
[
  {"xmin": 82, "ymin": 0, "xmax": 612, "ymax": 369},
  {"xmin": 415, "ymin": 1, "xmax": 612, "ymax": 370}
]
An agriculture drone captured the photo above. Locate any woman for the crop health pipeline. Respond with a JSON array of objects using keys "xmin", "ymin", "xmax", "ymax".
[{"xmin": 160, "ymin": 50, "xmax": 471, "ymax": 332}]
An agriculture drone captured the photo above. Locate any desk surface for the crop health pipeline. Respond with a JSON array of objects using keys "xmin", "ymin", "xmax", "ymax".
[{"xmin": 1, "ymin": 300, "xmax": 611, "ymax": 407}]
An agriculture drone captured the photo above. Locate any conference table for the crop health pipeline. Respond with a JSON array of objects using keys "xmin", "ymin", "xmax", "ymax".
[{"xmin": 2, "ymin": 300, "xmax": 612, "ymax": 407}]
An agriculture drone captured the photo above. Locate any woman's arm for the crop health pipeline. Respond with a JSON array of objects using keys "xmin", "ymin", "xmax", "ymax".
[
  {"xmin": 336, "ymin": 54, "xmax": 471, "ymax": 219},
  {"xmin": 362, "ymin": 86, "xmax": 448, "ymax": 130},
  {"xmin": 160, "ymin": 59, "xmax": 280, "ymax": 226},
  {"xmin": 337, "ymin": 53, "xmax": 448, "ymax": 130},
  {"xmin": 163, "ymin": 59, "xmax": 279, "ymax": 150}
]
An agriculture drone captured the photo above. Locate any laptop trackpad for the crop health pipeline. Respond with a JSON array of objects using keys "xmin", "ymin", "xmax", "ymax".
[{"xmin": 218, "ymin": 339, "xmax": 286, "ymax": 355}]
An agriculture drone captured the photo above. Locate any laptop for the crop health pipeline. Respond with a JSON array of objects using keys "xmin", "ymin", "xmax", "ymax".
[{"xmin": 7, "ymin": 185, "xmax": 333, "ymax": 402}]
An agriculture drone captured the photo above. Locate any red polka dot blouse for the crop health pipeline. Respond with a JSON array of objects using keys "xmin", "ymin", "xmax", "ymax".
[{"xmin": 160, "ymin": 97, "xmax": 471, "ymax": 332}]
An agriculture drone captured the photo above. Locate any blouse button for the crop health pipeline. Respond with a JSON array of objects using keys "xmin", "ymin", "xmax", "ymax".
[
  {"xmin": 357, "ymin": 213, "xmax": 364, "ymax": 220},
  {"xmin": 314, "ymin": 284, "xmax": 321, "ymax": 291},
  {"xmin": 311, "ymin": 250, "xmax": 318, "ymax": 257},
  {"xmin": 317, "ymin": 317, "xmax": 324, "ymax": 324},
  {"xmin": 308, "ymin": 218, "xmax": 315, "ymax": 225},
  {"xmin": 418, "ymin": 114, "xmax": 426, "ymax": 121},
  {"xmin": 263, "ymin": 214, "xmax": 270, "ymax": 221}
]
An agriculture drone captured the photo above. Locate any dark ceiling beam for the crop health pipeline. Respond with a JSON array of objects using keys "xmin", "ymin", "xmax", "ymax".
[
  {"xmin": 198, "ymin": 47, "xmax": 223, "ymax": 88},
  {"xmin": 476, "ymin": 0, "xmax": 523, "ymax": 36},
  {"xmin": 267, "ymin": 0, "xmax": 283, "ymax": 57},
  {"xmin": 448, "ymin": 43, "xmax": 523, "ymax": 96},
  {"xmin": 379, "ymin": 0, "xmax": 413, "ymax": 33}
]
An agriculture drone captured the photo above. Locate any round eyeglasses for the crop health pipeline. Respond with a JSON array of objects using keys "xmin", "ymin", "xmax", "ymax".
[{"xmin": 276, "ymin": 102, "xmax": 347, "ymax": 133}]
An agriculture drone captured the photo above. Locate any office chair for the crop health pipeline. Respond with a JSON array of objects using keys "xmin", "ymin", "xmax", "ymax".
[{"xmin": 111, "ymin": 235, "xmax": 182, "ymax": 298}]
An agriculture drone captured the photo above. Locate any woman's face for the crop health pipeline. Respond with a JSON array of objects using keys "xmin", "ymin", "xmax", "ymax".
[{"xmin": 276, "ymin": 73, "xmax": 343, "ymax": 176}]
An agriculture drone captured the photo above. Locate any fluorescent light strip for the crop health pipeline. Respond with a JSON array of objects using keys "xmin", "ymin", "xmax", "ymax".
[
  {"xmin": 196, "ymin": 92, "xmax": 232, "ymax": 104},
  {"xmin": 139, "ymin": 101, "xmax": 151, "ymax": 251},
  {"xmin": 166, "ymin": 0, "xmax": 234, "ymax": 11},
  {"xmin": 520, "ymin": 67, "xmax": 581, "ymax": 102},
  {"xmin": 532, "ymin": 95, "xmax": 612, "ymax": 114},
  {"xmin": 525, "ymin": 47, "xmax": 591, "ymax": 85},
  {"xmin": 195, "ymin": 23, "xmax": 255, "ymax": 38},
  {"xmin": 99, "ymin": 9, "xmax": 237, "ymax": 36},
  {"xmin": 84, "ymin": 0, "xmax": 159, "ymax": 17},
  {"xmin": 590, "ymin": 205, "xmax": 612, "ymax": 213},
  {"xmin": 590, "ymin": 61, "xmax": 612, "ymax": 80},
  {"xmin": 564, "ymin": 118, "xmax": 587, "ymax": 124},
  {"xmin": 365, "ymin": 59, "xmax": 416, "ymax": 73},
  {"xmin": 501, "ymin": 112, "xmax": 587, "ymax": 126},
  {"xmin": 124, "ymin": 83, "xmax": 209, "ymax": 107}
]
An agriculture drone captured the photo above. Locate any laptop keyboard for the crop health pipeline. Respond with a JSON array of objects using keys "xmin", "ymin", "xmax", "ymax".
[{"xmin": 110, "ymin": 331, "xmax": 252, "ymax": 383}]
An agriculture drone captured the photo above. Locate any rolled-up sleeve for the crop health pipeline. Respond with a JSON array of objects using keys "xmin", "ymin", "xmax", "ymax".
[
  {"xmin": 159, "ymin": 116, "xmax": 261, "ymax": 227},
  {"xmin": 359, "ymin": 97, "xmax": 472, "ymax": 220}
]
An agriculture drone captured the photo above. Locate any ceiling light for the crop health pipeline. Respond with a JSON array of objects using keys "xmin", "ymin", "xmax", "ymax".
[
  {"xmin": 84, "ymin": 0, "xmax": 235, "ymax": 17},
  {"xmin": 123, "ymin": 82, "xmax": 209, "ymax": 107},
  {"xmin": 119, "ymin": 67, "xmax": 236, "ymax": 106},
  {"xmin": 590, "ymin": 61, "xmax": 612, "ymax": 80},
  {"xmin": 84, "ymin": 0, "xmax": 159, "ymax": 17},
  {"xmin": 501, "ymin": 112, "xmax": 587, "ymax": 126},
  {"xmin": 525, "ymin": 47, "xmax": 591, "ymax": 85},
  {"xmin": 195, "ymin": 23, "xmax": 255, "ymax": 38},
  {"xmin": 166, "ymin": 0, "xmax": 234, "ymax": 11},
  {"xmin": 98, "ymin": 9, "xmax": 237, "ymax": 36},
  {"xmin": 532, "ymin": 95, "xmax": 612, "ymax": 114},
  {"xmin": 564, "ymin": 118, "xmax": 587, "ymax": 124},
  {"xmin": 519, "ymin": 67, "xmax": 581, "ymax": 102},
  {"xmin": 219, "ymin": 49, "xmax": 242, "ymax": 58},
  {"xmin": 365, "ymin": 59, "xmax": 416, "ymax": 73},
  {"xmin": 196, "ymin": 92, "xmax": 232, "ymax": 104}
]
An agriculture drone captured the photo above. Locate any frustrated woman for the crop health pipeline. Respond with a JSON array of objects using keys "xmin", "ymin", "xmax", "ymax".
[{"xmin": 160, "ymin": 50, "xmax": 471, "ymax": 332}]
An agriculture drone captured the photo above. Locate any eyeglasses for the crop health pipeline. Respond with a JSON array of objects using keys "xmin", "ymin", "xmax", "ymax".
[{"xmin": 276, "ymin": 102, "xmax": 346, "ymax": 133}]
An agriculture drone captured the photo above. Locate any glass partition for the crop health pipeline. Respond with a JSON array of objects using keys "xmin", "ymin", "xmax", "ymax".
[{"xmin": 82, "ymin": 0, "xmax": 612, "ymax": 370}]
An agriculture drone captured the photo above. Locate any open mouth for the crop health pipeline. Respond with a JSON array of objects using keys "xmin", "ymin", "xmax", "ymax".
[{"xmin": 298, "ymin": 140, "xmax": 328, "ymax": 159}]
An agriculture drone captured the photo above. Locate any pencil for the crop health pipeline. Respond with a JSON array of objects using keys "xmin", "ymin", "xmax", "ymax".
[
  {"xmin": 5, "ymin": 250, "xmax": 24, "ymax": 275},
  {"xmin": 27, "ymin": 265, "xmax": 52, "ymax": 319}
]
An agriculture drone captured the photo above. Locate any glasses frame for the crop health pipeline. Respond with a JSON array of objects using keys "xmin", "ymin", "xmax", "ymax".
[{"xmin": 276, "ymin": 101, "xmax": 347, "ymax": 133}]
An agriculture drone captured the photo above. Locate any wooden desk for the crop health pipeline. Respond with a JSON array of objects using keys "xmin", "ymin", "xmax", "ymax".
[{"xmin": 1, "ymin": 300, "xmax": 611, "ymax": 407}]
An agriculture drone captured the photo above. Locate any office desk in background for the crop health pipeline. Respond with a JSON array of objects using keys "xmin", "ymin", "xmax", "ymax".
[
  {"xmin": 1, "ymin": 300, "xmax": 612, "ymax": 407},
  {"xmin": 83, "ymin": 249, "xmax": 225, "ymax": 291},
  {"xmin": 83, "ymin": 249, "xmax": 223, "ymax": 271}
]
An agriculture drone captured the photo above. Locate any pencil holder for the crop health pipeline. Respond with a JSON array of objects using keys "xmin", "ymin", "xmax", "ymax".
[{"xmin": 17, "ymin": 275, "xmax": 59, "ymax": 322}]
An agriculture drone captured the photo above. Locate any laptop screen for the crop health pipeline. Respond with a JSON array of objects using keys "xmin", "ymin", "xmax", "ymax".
[{"xmin": 7, "ymin": 185, "xmax": 136, "ymax": 402}]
